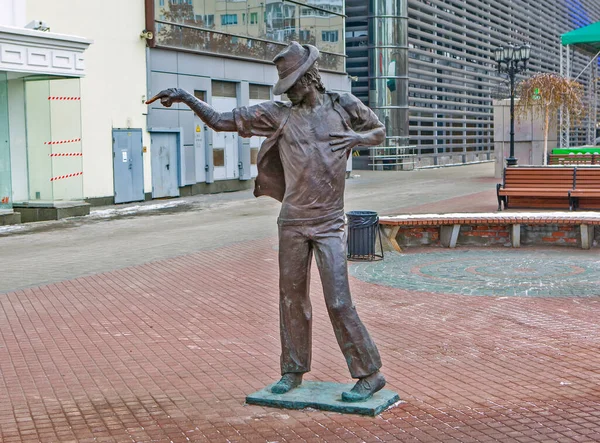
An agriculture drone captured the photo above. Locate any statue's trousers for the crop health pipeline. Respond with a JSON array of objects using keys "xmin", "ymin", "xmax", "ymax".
[{"xmin": 277, "ymin": 215, "xmax": 382, "ymax": 378}]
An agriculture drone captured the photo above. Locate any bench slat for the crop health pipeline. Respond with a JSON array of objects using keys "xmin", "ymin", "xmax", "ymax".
[
  {"xmin": 504, "ymin": 182, "xmax": 573, "ymax": 186},
  {"xmin": 505, "ymin": 173, "xmax": 574, "ymax": 176},
  {"xmin": 570, "ymin": 190, "xmax": 600, "ymax": 196},
  {"xmin": 500, "ymin": 191, "xmax": 569, "ymax": 196}
]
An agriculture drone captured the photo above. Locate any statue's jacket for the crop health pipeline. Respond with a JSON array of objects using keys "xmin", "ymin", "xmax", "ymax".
[{"xmin": 232, "ymin": 91, "xmax": 383, "ymax": 202}]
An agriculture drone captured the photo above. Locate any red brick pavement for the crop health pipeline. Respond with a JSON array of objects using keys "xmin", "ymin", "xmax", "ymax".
[
  {"xmin": 2, "ymin": 238, "xmax": 600, "ymax": 442},
  {"xmin": 385, "ymin": 190, "xmax": 499, "ymax": 215}
]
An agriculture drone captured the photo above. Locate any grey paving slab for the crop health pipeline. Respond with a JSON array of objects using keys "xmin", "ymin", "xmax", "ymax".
[{"xmin": 350, "ymin": 249, "xmax": 600, "ymax": 297}]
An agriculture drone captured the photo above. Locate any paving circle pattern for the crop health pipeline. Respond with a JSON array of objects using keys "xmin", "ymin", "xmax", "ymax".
[{"xmin": 349, "ymin": 250, "xmax": 600, "ymax": 297}]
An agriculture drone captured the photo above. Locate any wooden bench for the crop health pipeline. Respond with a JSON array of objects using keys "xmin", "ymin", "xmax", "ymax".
[
  {"xmin": 549, "ymin": 154, "xmax": 599, "ymax": 165},
  {"xmin": 569, "ymin": 167, "xmax": 600, "ymax": 210},
  {"xmin": 496, "ymin": 167, "xmax": 575, "ymax": 211}
]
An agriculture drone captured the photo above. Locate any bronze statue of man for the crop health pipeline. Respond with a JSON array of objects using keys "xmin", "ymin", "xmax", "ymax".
[{"xmin": 147, "ymin": 42, "xmax": 386, "ymax": 402}]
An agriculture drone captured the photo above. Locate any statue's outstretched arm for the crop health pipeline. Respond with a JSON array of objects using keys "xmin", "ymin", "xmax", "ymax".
[{"xmin": 147, "ymin": 88, "xmax": 236, "ymax": 132}]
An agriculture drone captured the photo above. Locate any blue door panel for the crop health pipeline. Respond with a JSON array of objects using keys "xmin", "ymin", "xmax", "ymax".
[{"xmin": 113, "ymin": 129, "xmax": 144, "ymax": 204}]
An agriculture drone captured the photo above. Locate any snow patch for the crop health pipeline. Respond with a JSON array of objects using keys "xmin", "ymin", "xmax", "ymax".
[
  {"xmin": 381, "ymin": 211, "xmax": 600, "ymax": 221},
  {"xmin": 0, "ymin": 225, "xmax": 25, "ymax": 234},
  {"xmin": 90, "ymin": 200, "xmax": 187, "ymax": 218}
]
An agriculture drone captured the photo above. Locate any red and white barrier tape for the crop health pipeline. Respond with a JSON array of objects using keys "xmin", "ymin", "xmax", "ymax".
[
  {"xmin": 49, "ymin": 153, "xmax": 83, "ymax": 157},
  {"xmin": 44, "ymin": 138, "xmax": 81, "ymax": 145},
  {"xmin": 47, "ymin": 96, "xmax": 81, "ymax": 101},
  {"xmin": 50, "ymin": 172, "xmax": 83, "ymax": 182}
]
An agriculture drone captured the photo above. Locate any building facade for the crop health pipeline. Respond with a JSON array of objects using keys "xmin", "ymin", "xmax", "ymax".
[
  {"xmin": 0, "ymin": 0, "xmax": 93, "ymax": 220},
  {"xmin": 144, "ymin": 0, "xmax": 351, "ymax": 197},
  {"xmin": 26, "ymin": 0, "xmax": 151, "ymax": 206},
  {"xmin": 1, "ymin": 0, "xmax": 351, "ymax": 224},
  {"xmin": 1, "ymin": 0, "xmax": 150, "ymax": 222},
  {"xmin": 347, "ymin": 0, "xmax": 600, "ymax": 168}
]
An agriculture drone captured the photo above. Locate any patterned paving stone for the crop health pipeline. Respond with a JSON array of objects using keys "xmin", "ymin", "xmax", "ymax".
[
  {"xmin": 4, "ymin": 239, "xmax": 600, "ymax": 442},
  {"xmin": 350, "ymin": 249, "xmax": 600, "ymax": 297}
]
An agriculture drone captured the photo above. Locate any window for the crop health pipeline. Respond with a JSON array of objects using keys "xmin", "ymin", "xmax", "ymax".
[
  {"xmin": 213, "ymin": 149, "xmax": 225, "ymax": 167},
  {"xmin": 249, "ymin": 84, "xmax": 271, "ymax": 100},
  {"xmin": 159, "ymin": 0, "xmax": 164, "ymax": 5},
  {"xmin": 221, "ymin": 14, "xmax": 238, "ymax": 25},
  {"xmin": 196, "ymin": 14, "xmax": 214, "ymax": 26},
  {"xmin": 299, "ymin": 30, "xmax": 310, "ymax": 41},
  {"xmin": 250, "ymin": 12, "xmax": 258, "ymax": 24},
  {"xmin": 212, "ymin": 81, "xmax": 237, "ymax": 98},
  {"xmin": 322, "ymin": 30, "xmax": 339, "ymax": 43}
]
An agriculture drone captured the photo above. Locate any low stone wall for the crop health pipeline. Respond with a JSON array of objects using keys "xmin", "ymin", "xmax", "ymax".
[
  {"xmin": 0, "ymin": 210, "xmax": 21, "ymax": 226},
  {"xmin": 380, "ymin": 213, "xmax": 600, "ymax": 251},
  {"xmin": 394, "ymin": 223, "xmax": 597, "ymax": 249},
  {"xmin": 396, "ymin": 226, "xmax": 440, "ymax": 247},
  {"xmin": 458, "ymin": 225, "xmax": 510, "ymax": 246},
  {"xmin": 13, "ymin": 202, "xmax": 90, "ymax": 223},
  {"xmin": 521, "ymin": 224, "xmax": 585, "ymax": 247}
]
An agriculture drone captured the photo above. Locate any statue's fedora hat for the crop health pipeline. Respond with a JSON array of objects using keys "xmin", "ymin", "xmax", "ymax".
[{"xmin": 273, "ymin": 41, "xmax": 319, "ymax": 95}]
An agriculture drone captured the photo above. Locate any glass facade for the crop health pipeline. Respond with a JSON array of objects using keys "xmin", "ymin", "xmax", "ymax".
[
  {"xmin": 24, "ymin": 78, "xmax": 83, "ymax": 201},
  {"xmin": 368, "ymin": 0, "xmax": 409, "ymax": 147},
  {"xmin": 0, "ymin": 72, "xmax": 11, "ymax": 210},
  {"xmin": 348, "ymin": 0, "xmax": 600, "ymax": 165},
  {"xmin": 153, "ymin": 0, "xmax": 345, "ymax": 72}
]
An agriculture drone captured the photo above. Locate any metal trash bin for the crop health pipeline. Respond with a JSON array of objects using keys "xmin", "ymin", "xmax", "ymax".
[{"xmin": 346, "ymin": 210, "xmax": 384, "ymax": 261}]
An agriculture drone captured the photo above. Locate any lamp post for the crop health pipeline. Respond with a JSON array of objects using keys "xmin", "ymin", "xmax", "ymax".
[{"xmin": 494, "ymin": 43, "xmax": 531, "ymax": 167}]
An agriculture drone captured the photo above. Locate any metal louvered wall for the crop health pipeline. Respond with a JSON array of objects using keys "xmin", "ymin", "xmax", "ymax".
[{"xmin": 347, "ymin": 0, "xmax": 600, "ymax": 168}]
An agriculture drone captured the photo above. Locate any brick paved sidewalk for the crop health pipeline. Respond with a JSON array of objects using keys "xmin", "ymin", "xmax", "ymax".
[{"xmin": 2, "ymin": 238, "xmax": 600, "ymax": 442}]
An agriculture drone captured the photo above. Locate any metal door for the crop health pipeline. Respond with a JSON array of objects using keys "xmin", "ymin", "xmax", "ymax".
[
  {"xmin": 212, "ymin": 130, "xmax": 237, "ymax": 180},
  {"xmin": 113, "ymin": 129, "xmax": 144, "ymax": 204},
  {"xmin": 212, "ymin": 96, "xmax": 238, "ymax": 180},
  {"xmin": 151, "ymin": 132, "xmax": 180, "ymax": 198}
]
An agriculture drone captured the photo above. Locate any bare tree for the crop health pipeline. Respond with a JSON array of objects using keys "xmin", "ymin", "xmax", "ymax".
[{"xmin": 516, "ymin": 73, "xmax": 585, "ymax": 165}]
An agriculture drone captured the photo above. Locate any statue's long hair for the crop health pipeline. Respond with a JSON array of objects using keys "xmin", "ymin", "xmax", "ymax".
[{"xmin": 300, "ymin": 62, "xmax": 326, "ymax": 93}]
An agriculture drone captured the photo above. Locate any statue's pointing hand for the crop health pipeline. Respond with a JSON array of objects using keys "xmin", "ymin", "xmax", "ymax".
[{"xmin": 146, "ymin": 88, "xmax": 186, "ymax": 107}]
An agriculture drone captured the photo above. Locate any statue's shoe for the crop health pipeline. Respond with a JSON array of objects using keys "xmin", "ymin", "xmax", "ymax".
[
  {"xmin": 270, "ymin": 373, "xmax": 303, "ymax": 394},
  {"xmin": 341, "ymin": 371, "xmax": 386, "ymax": 402}
]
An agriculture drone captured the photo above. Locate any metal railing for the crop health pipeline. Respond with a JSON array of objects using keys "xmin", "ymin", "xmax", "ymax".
[{"xmin": 369, "ymin": 146, "xmax": 417, "ymax": 171}]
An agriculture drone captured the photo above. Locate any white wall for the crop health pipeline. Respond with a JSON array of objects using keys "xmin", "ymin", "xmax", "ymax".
[
  {"xmin": 0, "ymin": 0, "xmax": 26, "ymax": 26},
  {"xmin": 493, "ymin": 99, "xmax": 558, "ymax": 177},
  {"xmin": 26, "ymin": 0, "xmax": 150, "ymax": 199}
]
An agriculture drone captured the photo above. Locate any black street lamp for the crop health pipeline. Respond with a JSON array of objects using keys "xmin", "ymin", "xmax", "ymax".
[{"xmin": 493, "ymin": 43, "xmax": 531, "ymax": 167}]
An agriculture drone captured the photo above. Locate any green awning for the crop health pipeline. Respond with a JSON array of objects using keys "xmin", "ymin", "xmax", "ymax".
[{"xmin": 561, "ymin": 21, "xmax": 600, "ymax": 54}]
